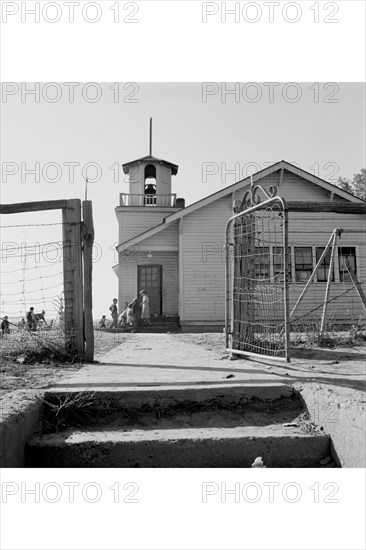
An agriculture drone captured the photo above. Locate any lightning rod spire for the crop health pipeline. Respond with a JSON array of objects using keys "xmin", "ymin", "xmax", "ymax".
[{"xmin": 149, "ymin": 117, "xmax": 152, "ymax": 156}]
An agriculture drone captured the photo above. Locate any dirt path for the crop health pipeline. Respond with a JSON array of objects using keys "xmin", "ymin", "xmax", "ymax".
[
  {"xmin": 1, "ymin": 331, "xmax": 365, "ymax": 466},
  {"xmin": 56, "ymin": 332, "xmax": 365, "ymax": 388}
]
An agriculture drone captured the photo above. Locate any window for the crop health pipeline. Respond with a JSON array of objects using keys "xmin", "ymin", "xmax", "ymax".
[
  {"xmin": 338, "ymin": 247, "xmax": 357, "ymax": 282},
  {"xmin": 294, "ymin": 247, "xmax": 313, "ymax": 282},
  {"xmin": 144, "ymin": 163, "xmax": 156, "ymax": 181},
  {"xmin": 273, "ymin": 247, "xmax": 292, "ymax": 282},
  {"xmin": 254, "ymin": 247, "xmax": 270, "ymax": 280},
  {"xmin": 316, "ymin": 247, "xmax": 334, "ymax": 282},
  {"xmin": 144, "ymin": 164, "xmax": 156, "ymax": 205}
]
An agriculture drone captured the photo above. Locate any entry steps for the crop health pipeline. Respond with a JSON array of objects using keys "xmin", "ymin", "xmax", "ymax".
[
  {"xmin": 25, "ymin": 384, "xmax": 334, "ymax": 468},
  {"xmin": 102, "ymin": 315, "xmax": 181, "ymax": 333}
]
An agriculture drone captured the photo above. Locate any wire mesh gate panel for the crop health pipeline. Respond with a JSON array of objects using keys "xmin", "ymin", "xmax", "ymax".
[{"xmin": 225, "ymin": 186, "xmax": 290, "ymax": 361}]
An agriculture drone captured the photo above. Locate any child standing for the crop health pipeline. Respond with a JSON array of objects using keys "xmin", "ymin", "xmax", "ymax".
[
  {"xmin": 26, "ymin": 307, "xmax": 36, "ymax": 331},
  {"xmin": 1, "ymin": 316, "xmax": 10, "ymax": 335},
  {"xmin": 139, "ymin": 290, "xmax": 151, "ymax": 327},
  {"xmin": 109, "ymin": 298, "xmax": 118, "ymax": 329}
]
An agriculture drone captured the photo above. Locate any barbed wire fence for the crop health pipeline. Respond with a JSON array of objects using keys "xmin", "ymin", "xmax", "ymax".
[
  {"xmin": 0, "ymin": 199, "xmax": 94, "ymax": 360},
  {"xmin": 0, "ymin": 218, "xmax": 68, "ymax": 356}
]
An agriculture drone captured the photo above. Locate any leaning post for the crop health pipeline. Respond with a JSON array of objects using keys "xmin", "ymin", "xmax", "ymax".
[
  {"xmin": 319, "ymin": 229, "xmax": 341, "ymax": 335},
  {"xmin": 82, "ymin": 200, "xmax": 95, "ymax": 361},
  {"xmin": 344, "ymin": 259, "xmax": 366, "ymax": 310}
]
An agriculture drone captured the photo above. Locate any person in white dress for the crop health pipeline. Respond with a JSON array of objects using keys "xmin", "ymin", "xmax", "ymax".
[{"xmin": 139, "ymin": 290, "xmax": 151, "ymax": 326}]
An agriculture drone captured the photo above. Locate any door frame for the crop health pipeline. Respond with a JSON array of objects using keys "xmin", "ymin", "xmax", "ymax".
[{"xmin": 137, "ymin": 264, "xmax": 162, "ymax": 316}]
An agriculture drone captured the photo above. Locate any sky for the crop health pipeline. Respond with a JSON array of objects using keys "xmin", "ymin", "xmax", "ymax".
[{"xmin": 1, "ymin": 82, "xmax": 365, "ymax": 318}]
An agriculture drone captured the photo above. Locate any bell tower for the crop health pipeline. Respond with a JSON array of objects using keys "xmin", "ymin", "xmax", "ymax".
[
  {"xmin": 121, "ymin": 118, "xmax": 181, "ymax": 207},
  {"xmin": 114, "ymin": 120, "xmax": 185, "ymax": 320}
]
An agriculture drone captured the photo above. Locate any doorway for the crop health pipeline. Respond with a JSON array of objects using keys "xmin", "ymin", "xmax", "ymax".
[{"xmin": 138, "ymin": 264, "xmax": 162, "ymax": 316}]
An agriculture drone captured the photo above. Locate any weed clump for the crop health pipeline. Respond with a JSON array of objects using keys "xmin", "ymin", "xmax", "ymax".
[
  {"xmin": 291, "ymin": 316, "xmax": 366, "ymax": 348},
  {"xmin": 0, "ymin": 327, "xmax": 80, "ymax": 365}
]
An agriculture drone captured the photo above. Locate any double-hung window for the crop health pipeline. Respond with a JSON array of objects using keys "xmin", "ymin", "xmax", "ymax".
[
  {"xmin": 338, "ymin": 247, "xmax": 357, "ymax": 282},
  {"xmin": 254, "ymin": 247, "xmax": 270, "ymax": 280},
  {"xmin": 316, "ymin": 247, "xmax": 334, "ymax": 282},
  {"xmin": 273, "ymin": 247, "xmax": 292, "ymax": 282},
  {"xmin": 294, "ymin": 247, "xmax": 313, "ymax": 282}
]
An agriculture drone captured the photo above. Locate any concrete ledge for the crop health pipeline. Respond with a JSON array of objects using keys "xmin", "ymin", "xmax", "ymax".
[
  {"xmin": 38, "ymin": 383, "xmax": 302, "ymax": 436},
  {"xmin": 45, "ymin": 383, "xmax": 295, "ymax": 402},
  {"xmin": 26, "ymin": 425, "xmax": 330, "ymax": 468},
  {"xmin": 0, "ymin": 390, "xmax": 43, "ymax": 467}
]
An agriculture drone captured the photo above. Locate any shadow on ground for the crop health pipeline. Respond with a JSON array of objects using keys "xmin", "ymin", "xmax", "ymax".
[
  {"xmin": 59, "ymin": 359, "xmax": 366, "ymax": 392},
  {"xmin": 291, "ymin": 347, "xmax": 366, "ymax": 362}
]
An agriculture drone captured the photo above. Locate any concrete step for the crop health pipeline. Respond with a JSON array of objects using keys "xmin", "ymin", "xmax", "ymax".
[
  {"xmin": 38, "ymin": 384, "xmax": 303, "ymax": 430},
  {"xmin": 100, "ymin": 316, "xmax": 181, "ymax": 334},
  {"xmin": 25, "ymin": 424, "xmax": 330, "ymax": 468},
  {"xmin": 150, "ymin": 316, "xmax": 180, "ymax": 324},
  {"xmin": 135, "ymin": 326, "xmax": 180, "ymax": 333},
  {"xmin": 24, "ymin": 384, "xmax": 333, "ymax": 467}
]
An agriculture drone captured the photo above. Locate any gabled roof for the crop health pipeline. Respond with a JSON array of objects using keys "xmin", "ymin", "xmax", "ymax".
[
  {"xmin": 165, "ymin": 160, "xmax": 363, "ymax": 224},
  {"xmin": 117, "ymin": 160, "xmax": 364, "ymax": 250},
  {"xmin": 122, "ymin": 155, "xmax": 178, "ymax": 175}
]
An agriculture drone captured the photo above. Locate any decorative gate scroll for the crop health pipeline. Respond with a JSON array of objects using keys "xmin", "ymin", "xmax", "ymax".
[{"xmin": 225, "ymin": 183, "xmax": 290, "ymax": 362}]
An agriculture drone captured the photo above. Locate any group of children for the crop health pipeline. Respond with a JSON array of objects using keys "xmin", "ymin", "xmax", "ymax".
[
  {"xmin": 1, "ymin": 308, "xmax": 48, "ymax": 336},
  {"xmin": 99, "ymin": 290, "xmax": 151, "ymax": 330},
  {"xmin": 25, "ymin": 308, "xmax": 47, "ymax": 331}
]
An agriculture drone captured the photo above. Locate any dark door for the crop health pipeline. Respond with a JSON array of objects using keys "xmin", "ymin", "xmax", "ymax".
[{"xmin": 138, "ymin": 265, "xmax": 162, "ymax": 316}]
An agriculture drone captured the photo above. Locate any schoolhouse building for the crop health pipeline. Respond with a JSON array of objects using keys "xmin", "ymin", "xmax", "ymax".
[{"xmin": 114, "ymin": 149, "xmax": 365, "ymax": 331}]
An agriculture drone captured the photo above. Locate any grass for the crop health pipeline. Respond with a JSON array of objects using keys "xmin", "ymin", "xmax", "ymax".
[
  {"xmin": 290, "ymin": 316, "xmax": 366, "ymax": 348},
  {"xmin": 0, "ymin": 328, "xmax": 124, "ymax": 394},
  {"xmin": 0, "ymin": 327, "xmax": 81, "ymax": 365}
]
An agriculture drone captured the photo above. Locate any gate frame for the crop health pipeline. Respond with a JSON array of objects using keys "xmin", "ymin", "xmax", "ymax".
[
  {"xmin": 225, "ymin": 185, "xmax": 290, "ymax": 362},
  {"xmin": 0, "ymin": 198, "xmax": 94, "ymax": 359}
]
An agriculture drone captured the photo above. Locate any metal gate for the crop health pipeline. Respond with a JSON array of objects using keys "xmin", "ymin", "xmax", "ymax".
[{"xmin": 225, "ymin": 183, "xmax": 290, "ymax": 361}]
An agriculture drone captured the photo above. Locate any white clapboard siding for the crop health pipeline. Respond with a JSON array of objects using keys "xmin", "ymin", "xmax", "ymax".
[
  {"xmin": 180, "ymin": 172, "xmax": 365, "ymax": 324},
  {"xmin": 288, "ymin": 284, "xmax": 365, "ymax": 324},
  {"xmin": 116, "ymin": 208, "xmax": 177, "ymax": 245},
  {"xmin": 287, "ymin": 211, "xmax": 366, "ymax": 322},
  {"xmin": 136, "ymin": 222, "xmax": 179, "ymax": 250},
  {"xmin": 278, "ymin": 171, "xmax": 346, "ymax": 202},
  {"xmin": 118, "ymin": 251, "xmax": 178, "ymax": 315},
  {"xmin": 181, "ymin": 195, "xmax": 230, "ymax": 321}
]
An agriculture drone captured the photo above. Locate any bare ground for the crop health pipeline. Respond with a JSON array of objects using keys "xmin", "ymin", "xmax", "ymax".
[
  {"xmin": 1, "ymin": 329, "xmax": 364, "ymax": 395},
  {"xmin": 0, "ymin": 330, "xmax": 121, "ymax": 395}
]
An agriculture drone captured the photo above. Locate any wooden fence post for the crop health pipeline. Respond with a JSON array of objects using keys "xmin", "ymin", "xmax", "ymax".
[
  {"xmin": 62, "ymin": 199, "xmax": 84, "ymax": 357},
  {"xmin": 82, "ymin": 200, "xmax": 95, "ymax": 361}
]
